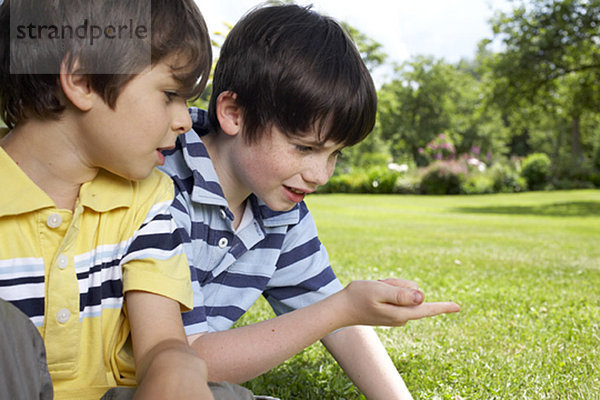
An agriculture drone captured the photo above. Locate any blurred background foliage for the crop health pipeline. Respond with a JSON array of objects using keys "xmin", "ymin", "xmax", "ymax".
[{"xmin": 189, "ymin": 0, "xmax": 600, "ymax": 194}]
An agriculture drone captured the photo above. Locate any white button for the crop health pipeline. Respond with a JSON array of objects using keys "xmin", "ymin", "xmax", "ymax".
[
  {"xmin": 57, "ymin": 254, "xmax": 68, "ymax": 270},
  {"xmin": 47, "ymin": 213, "xmax": 62, "ymax": 228},
  {"xmin": 57, "ymin": 308, "xmax": 71, "ymax": 324},
  {"xmin": 219, "ymin": 209, "xmax": 227, "ymax": 219},
  {"xmin": 218, "ymin": 237, "xmax": 229, "ymax": 248}
]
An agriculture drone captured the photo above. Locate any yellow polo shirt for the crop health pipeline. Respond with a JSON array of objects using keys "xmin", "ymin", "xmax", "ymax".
[{"xmin": 0, "ymin": 148, "xmax": 192, "ymax": 399}]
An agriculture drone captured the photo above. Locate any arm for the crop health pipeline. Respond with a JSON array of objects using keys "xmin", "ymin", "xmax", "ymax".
[
  {"xmin": 127, "ymin": 291, "xmax": 214, "ymax": 400},
  {"xmin": 322, "ymin": 326, "xmax": 413, "ymax": 400},
  {"xmin": 189, "ymin": 279, "xmax": 459, "ymax": 384}
]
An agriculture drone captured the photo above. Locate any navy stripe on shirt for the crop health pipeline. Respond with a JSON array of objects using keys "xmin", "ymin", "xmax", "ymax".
[{"xmin": 276, "ymin": 237, "xmax": 322, "ymax": 269}]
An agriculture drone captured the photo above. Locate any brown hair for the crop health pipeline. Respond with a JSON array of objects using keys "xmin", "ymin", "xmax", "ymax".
[
  {"xmin": 208, "ymin": 4, "xmax": 377, "ymax": 147},
  {"xmin": 0, "ymin": 0, "xmax": 212, "ymax": 128}
]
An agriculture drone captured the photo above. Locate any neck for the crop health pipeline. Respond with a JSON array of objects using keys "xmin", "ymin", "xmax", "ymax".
[
  {"xmin": 1, "ymin": 119, "xmax": 98, "ymax": 211},
  {"xmin": 202, "ymin": 131, "xmax": 250, "ymax": 225}
]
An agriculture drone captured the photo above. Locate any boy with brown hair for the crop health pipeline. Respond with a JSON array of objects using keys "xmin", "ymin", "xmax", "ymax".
[
  {"xmin": 0, "ymin": 0, "xmax": 218, "ymax": 398},
  {"xmin": 161, "ymin": 4, "xmax": 460, "ymax": 399}
]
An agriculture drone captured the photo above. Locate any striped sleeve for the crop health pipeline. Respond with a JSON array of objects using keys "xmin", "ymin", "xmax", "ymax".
[
  {"xmin": 121, "ymin": 171, "xmax": 193, "ymax": 311},
  {"xmin": 264, "ymin": 203, "xmax": 343, "ymax": 315},
  {"xmin": 170, "ymin": 185, "xmax": 210, "ymax": 335},
  {"xmin": 158, "ymin": 131, "xmax": 212, "ymax": 335}
]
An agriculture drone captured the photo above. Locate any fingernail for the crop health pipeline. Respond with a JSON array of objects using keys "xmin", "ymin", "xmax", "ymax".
[{"xmin": 413, "ymin": 291, "xmax": 424, "ymax": 304}]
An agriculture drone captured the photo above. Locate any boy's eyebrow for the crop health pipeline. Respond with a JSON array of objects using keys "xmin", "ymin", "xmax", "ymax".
[
  {"xmin": 296, "ymin": 137, "xmax": 327, "ymax": 148},
  {"xmin": 296, "ymin": 136, "xmax": 343, "ymax": 150},
  {"xmin": 169, "ymin": 70, "xmax": 185, "ymax": 86},
  {"xmin": 168, "ymin": 70, "xmax": 193, "ymax": 96}
]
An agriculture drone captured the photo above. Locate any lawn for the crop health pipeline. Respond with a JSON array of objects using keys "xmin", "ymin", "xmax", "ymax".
[{"xmin": 240, "ymin": 190, "xmax": 600, "ymax": 399}]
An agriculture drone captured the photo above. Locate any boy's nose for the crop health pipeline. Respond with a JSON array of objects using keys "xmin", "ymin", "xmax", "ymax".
[
  {"xmin": 304, "ymin": 156, "xmax": 335, "ymax": 187},
  {"xmin": 172, "ymin": 102, "xmax": 192, "ymax": 135}
]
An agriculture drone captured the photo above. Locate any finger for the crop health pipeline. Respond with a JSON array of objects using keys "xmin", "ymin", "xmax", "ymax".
[
  {"xmin": 378, "ymin": 278, "xmax": 419, "ymax": 290},
  {"xmin": 382, "ymin": 285, "xmax": 424, "ymax": 306},
  {"xmin": 404, "ymin": 302, "xmax": 461, "ymax": 321}
]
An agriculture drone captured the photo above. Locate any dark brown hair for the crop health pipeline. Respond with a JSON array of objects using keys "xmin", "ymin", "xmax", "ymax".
[
  {"xmin": 0, "ymin": 0, "xmax": 212, "ymax": 128},
  {"xmin": 208, "ymin": 4, "xmax": 377, "ymax": 147}
]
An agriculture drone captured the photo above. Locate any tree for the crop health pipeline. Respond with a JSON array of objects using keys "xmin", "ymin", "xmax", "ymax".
[
  {"xmin": 486, "ymin": 0, "xmax": 600, "ymax": 163},
  {"xmin": 377, "ymin": 56, "xmax": 453, "ymax": 163},
  {"xmin": 377, "ymin": 55, "xmax": 508, "ymax": 165},
  {"xmin": 341, "ymin": 22, "xmax": 387, "ymax": 73}
]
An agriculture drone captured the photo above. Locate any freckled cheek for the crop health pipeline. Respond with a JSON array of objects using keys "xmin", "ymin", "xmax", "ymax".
[
  {"xmin": 271, "ymin": 151, "xmax": 300, "ymax": 172},
  {"xmin": 269, "ymin": 160, "xmax": 296, "ymax": 179},
  {"xmin": 241, "ymin": 153, "xmax": 278, "ymax": 181}
]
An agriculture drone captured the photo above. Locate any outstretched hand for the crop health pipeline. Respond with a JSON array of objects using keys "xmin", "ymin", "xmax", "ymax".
[{"xmin": 334, "ymin": 278, "xmax": 460, "ymax": 328}]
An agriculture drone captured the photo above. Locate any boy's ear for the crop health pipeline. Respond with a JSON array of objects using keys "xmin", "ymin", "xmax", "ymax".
[
  {"xmin": 59, "ymin": 59, "xmax": 95, "ymax": 112},
  {"xmin": 216, "ymin": 91, "xmax": 242, "ymax": 136}
]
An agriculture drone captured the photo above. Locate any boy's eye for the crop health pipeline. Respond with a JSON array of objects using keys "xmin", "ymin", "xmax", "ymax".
[
  {"xmin": 164, "ymin": 91, "xmax": 179, "ymax": 103},
  {"xmin": 296, "ymin": 145, "xmax": 313, "ymax": 153}
]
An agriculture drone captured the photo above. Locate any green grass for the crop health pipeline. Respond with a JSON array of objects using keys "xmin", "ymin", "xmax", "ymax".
[{"xmin": 240, "ymin": 190, "xmax": 600, "ymax": 399}]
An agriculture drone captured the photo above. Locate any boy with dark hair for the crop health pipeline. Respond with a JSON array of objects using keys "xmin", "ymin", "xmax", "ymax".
[
  {"xmin": 160, "ymin": 4, "xmax": 459, "ymax": 399},
  {"xmin": 0, "ymin": 0, "xmax": 218, "ymax": 398}
]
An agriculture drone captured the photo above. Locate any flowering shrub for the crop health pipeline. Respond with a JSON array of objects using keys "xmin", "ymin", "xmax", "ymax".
[
  {"xmin": 316, "ymin": 151, "xmax": 598, "ymax": 195},
  {"xmin": 387, "ymin": 162, "xmax": 409, "ymax": 173},
  {"xmin": 419, "ymin": 160, "xmax": 466, "ymax": 195},
  {"xmin": 467, "ymin": 157, "xmax": 486, "ymax": 172},
  {"xmin": 419, "ymin": 133, "xmax": 456, "ymax": 165}
]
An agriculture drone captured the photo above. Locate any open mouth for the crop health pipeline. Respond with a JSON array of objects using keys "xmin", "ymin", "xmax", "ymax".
[{"xmin": 285, "ymin": 186, "xmax": 305, "ymax": 195}]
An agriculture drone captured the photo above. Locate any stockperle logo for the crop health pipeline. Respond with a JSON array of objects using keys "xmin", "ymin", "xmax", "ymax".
[{"xmin": 9, "ymin": 2, "xmax": 150, "ymax": 74}]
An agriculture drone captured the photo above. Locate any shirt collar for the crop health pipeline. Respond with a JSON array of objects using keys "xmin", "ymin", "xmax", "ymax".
[
  {"xmin": 78, "ymin": 169, "xmax": 133, "ymax": 212},
  {"xmin": 178, "ymin": 129, "xmax": 229, "ymax": 209},
  {"xmin": 0, "ymin": 147, "xmax": 132, "ymax": 217},
  {"xmin": 0, "ymin": 146, "xmax": 54, "ymax": 216},
  {"xmin": 250, "ymin": 196, "xmax": 300, "ymax": 228}
]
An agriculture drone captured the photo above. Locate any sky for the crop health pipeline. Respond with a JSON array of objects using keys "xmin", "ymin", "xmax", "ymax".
[{"xmin": 194, "ymin": 0, "xmax": 515, "ymax": 85}]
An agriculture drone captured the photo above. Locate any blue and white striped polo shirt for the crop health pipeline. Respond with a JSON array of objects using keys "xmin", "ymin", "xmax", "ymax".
[{"xmin": 160, "ymin": 108, "xmax": 343, "ymax": 335}]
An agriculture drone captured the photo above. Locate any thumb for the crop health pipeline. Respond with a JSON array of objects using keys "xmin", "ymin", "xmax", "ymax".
[{"xmin": 381, "ymin": 283, "xmax": 424, "ymax": 306}]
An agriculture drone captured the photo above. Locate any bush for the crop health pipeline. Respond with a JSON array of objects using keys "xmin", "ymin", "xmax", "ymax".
[
  {"xmin": 319, "ymin": 166, "xmax": 406, "ymax": 194},
  {"xmin": 521, "ymin": 153, "xmax": 551, "ymax": 190},
  {"xmin": 490, "ymin": 161, "xmax": 526, "ymax": 193},
  {"xmin": 554, "ymin": 156, "xmax": 600, "ymax": 188},
  {"xmin": 367, "ymin": 166, "xmax": 400, "ymax": 193},
  {"xmin": 551, "ymin": 179, "xmax": 596, "ymax": 190},
  {"xmin": 462, "ymin": 174, "xmax": 495, "ymax": 194},
  {"xmin": 592, "ymin": 171, "xmax": 600, "ymax": 188},
  {"xmin": 319, "ymin": 170, "xmax": 369, "ymax": 194},
  {"xmin": 419, "ymin": 161, "xmax": 466, "ymax": 195},
  {"xmin": 394, "ymin": 175, "xmax": 420, "ymax": 194}
]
